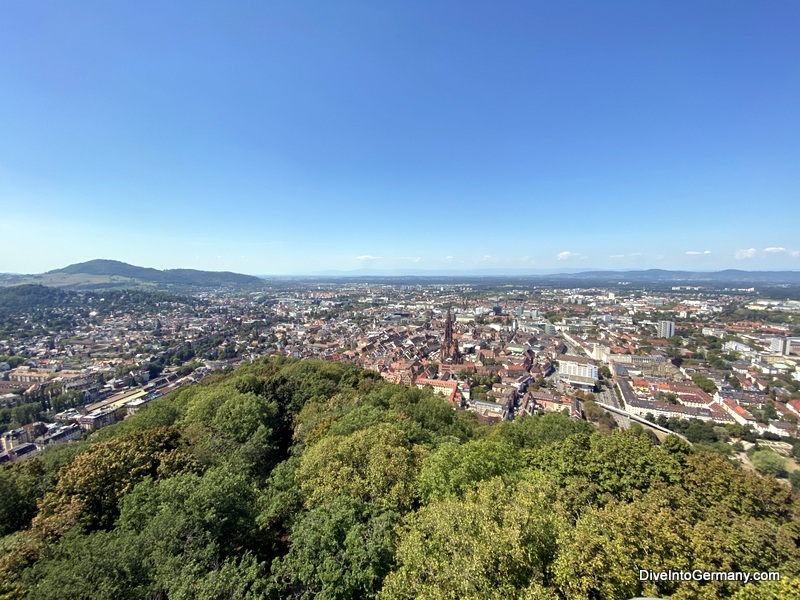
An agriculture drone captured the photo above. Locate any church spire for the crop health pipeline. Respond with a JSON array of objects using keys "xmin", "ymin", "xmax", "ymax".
[{"xmin": 442, "ymin": 307, "xmax": 461, "ymax": 363}]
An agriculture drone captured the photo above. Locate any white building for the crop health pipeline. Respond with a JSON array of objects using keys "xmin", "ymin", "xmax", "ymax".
[
  {"xmin": 657, "ymin": 320, "xmax": 675, "ymax": 339},
  {"xmin": 724, "ymin": 341, "xmax": 752, "ymax": 353},
  {"xmin": 558, "ymin": 355, "xmax": 598, "ymax": 388},
  {"xmin": 770, "ymin": 338, "xmax": 786, "ymax": 354}
]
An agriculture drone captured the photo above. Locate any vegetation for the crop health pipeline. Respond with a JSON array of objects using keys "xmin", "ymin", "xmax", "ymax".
[
  {"xmin": 44, "ymin": 259, "xmax": 265, "ymax": 289},
  {"xmin": 750, "ymin": 449, "xmax": 787, "ymax": 478},
  {"xmin": 691, "ymin": 372, "xmax": 718, "ymax": 395},
  {"xmin": 1, "ymin": 357, "xmax": 798, "ymax": 599},
  {"xmin": 0, "ymin": 286, "xmax": 74, "ymax": 315}
]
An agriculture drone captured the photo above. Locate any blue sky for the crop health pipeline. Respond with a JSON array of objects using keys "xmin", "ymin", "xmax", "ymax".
[{"xmin": 1, "ymin": 1, "xmax": 798, "ymax": 275}]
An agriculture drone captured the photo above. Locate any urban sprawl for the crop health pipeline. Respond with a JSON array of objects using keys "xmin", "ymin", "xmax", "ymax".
[{"xmin": 2, "ymin": 282, "xmax": 800, "ymax": 465}]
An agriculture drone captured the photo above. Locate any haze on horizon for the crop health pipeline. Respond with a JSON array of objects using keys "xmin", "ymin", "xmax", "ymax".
[{"xmin": 1, "ymin": 1, "xmax": 798, "ymax": 276}]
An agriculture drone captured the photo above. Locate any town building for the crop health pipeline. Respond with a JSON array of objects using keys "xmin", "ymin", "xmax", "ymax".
[
  {"xmin": 558, "ymin": 355, "xmax": 598, "ymax": 389},
  {"xmin": 657, "ymin": 320, "xmax": 676, "ymax": 339}
]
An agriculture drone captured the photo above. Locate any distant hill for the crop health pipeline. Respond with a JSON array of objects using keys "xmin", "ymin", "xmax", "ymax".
[
  {"xmin": 25, "ymin": 259, "xmax": 266, "ymax": 290},
  {"xmin": 47, "ymin": 259, "xmax": 164, "ymax": 280},
  {"xmin": 158, "ymin": 268, "xmax": 265, "ymax": 287}
]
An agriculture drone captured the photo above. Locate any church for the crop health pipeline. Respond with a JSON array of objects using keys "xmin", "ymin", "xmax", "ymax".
[{"xmin": 441, "ymin": 307, "xmax": 462, "ymax": 363}]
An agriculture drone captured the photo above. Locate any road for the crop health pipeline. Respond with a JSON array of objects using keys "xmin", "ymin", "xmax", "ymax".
[{"xmin": 597, "ymin": 384, "xmax": 619, "ymax": 409}]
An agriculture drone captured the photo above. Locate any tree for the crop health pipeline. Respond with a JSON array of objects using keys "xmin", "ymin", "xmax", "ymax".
[
  {"xmin": 34, "ymin": 427, "xmax": 197, "ymax": 533},
  {"xmin": 691, "ymin": 373, "xmax": 717, "ymax": 395},
  {"xmin": 24, "ymin": 466, "xmax": 266, "ymax": 600},
  {"xmin": 497, "ymin": 413, "xmax": 593, "ymax": 450},
  {"xmin": 4, "ymin": 357, "xmax": 800, "ymax": 600},
  {"xmin": 680, "ymin": 452, "xmax": 794, "ymax": 522},
  {"xmin": 683, "ymin": 420, "xmax": 719, "ymax": 444},
  {"xmin": 10, "ymin": 402, "xmax": 43, "ymax": 426},
  {"xmin": 529, "ymin": 431, "xmax": 683, "ymax": 504},
  {"xmin": 20, "ymin": 527, "xmax": 152, "ymax": 600},
  {"xmin": 270, "ymin": 495, "xmax": 398, "ymax": 600},
  {"xmin": 750, "ymin": 449, "xmax": 787, "ymax": 478},
  {"xmin": 582, "ymin": 400, "xmax": 604, "ymax": 423},
  {"xmin": 661, "ymin": 434, "xmax": 692, "ymax": 458},
  {"xmin": 416, "ymin": 439, "xmax": 522, "ymax": 503},
  {"xmin": 0, "ymin": 466, "xmax": 38, "ymax": 536},
  {"xmin": 596, "ymin": 413, "xmax": 617, "ymax": 435},
  {"xmin": 553, "ymin": 491, "xmax": 694, "ymax": 600},
  {"xmin": 176, "ymin": 360, "xmax": 201, "ymax": 376},
  {"xmin": 381, "ymin": 476, "xmax": 564, "ymax": 600},
  {"xmin": 555, "ymin": 481, "xmax": 799, "ymax": 600},
  {"xmin": 296, "ymin": 423, "xmax": 422, "ymax": 512},
  {"xmin": 731, "ymin": 577, "xmax": 800, "ymax": 600},
  {"xmin": 627, "ymin": 423, "xmax": 659, "ymax": 445}
]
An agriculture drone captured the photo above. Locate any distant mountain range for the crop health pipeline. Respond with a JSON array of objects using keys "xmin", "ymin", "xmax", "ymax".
[
  {"xmin": 1, "ymin": 260, "xmax": 799, "ymax": 291},
  {"xmin": 0, "ymin": 259, "xmax": 265, "ymax": 290},
  {"xmin": 532, "ymin": 269, "xmax": 800, "ymax": 284},
  {"xmin": 288, "ymin": 268, "xmax": 800, "ymax": 285}
]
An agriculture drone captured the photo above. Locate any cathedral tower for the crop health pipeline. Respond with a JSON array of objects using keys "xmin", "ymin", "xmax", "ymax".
[{"xmin": 441, "ymin": 307, "xmax": 461, "ymax": 363}]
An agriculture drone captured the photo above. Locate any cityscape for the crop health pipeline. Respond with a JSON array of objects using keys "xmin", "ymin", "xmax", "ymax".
[
  {"xmin": 3, "ymin": 1, "xmax": 800, "ymax": 598},
  {"xmin": 3, "ymin": 267, "xmax": 799, "ymax": 465}
]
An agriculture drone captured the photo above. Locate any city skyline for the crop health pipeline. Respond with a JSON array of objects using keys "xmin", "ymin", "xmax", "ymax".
[{"xmin": 2, "ymin": 1, "xmax": 799, "ymax": 275}]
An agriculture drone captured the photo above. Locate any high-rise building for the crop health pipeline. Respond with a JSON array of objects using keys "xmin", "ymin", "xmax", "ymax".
[
  {"xmin": 771, "ymin": 338, "xmax": 788, "ymax": 355},
  {"xmin": 657, "ymin": 320, "xmax": 675, "ymax": 339}
]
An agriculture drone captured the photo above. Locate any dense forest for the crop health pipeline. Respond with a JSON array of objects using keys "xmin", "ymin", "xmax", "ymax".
[{"xmin": 1, "ymin": 358, "xmax": 799, "ymax": 599}]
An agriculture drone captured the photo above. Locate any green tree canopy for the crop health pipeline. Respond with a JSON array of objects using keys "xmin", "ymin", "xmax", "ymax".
[{"xmin": 296, "ymin": 423, "xmax": 423, "ymax": 512}]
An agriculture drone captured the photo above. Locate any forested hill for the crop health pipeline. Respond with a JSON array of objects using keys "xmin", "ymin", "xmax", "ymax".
[
  {"xmin": 2, "ymin": 358, "xmax": 799, "ymax": 599},
  {"xmin": 43, "ymin": 259, "xmax": 265, "ymax": 289},
  {"xmin": 0, "ymin": 285, "xmax": 74, "ymax": 314},
  {"xmin": 2, "ymin": 260, "xmax": 264, "ymax": 291},
  {"xmin": 0, "ymin": 284, "xmax": 194, "ymax": 319}
]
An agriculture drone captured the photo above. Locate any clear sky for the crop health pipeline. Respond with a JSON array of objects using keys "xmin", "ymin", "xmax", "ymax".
[{"xmin": 1, "ymin": 1, "xmax": 798, "ymax": 275}]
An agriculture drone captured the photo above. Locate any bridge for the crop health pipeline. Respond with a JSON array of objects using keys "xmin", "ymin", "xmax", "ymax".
[{"xmin": 596, "ymin": 402, "xmax": 690, "ymax": 442}]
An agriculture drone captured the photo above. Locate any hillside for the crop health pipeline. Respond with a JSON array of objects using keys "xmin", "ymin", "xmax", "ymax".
[
  {"xmin": 1, "ymin": 357, "xmax": 798, "ymax": 599},
  {"xmin": 47, "ymin": 259, "xmax": 165, "ymax": 279},
  {"xmin": 0, "ymin": 284, "xmax": 76, "ymax": 315},
  {"xmin": 38, "ymin": 259, "xmax": 265, "ymax": 289}
]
